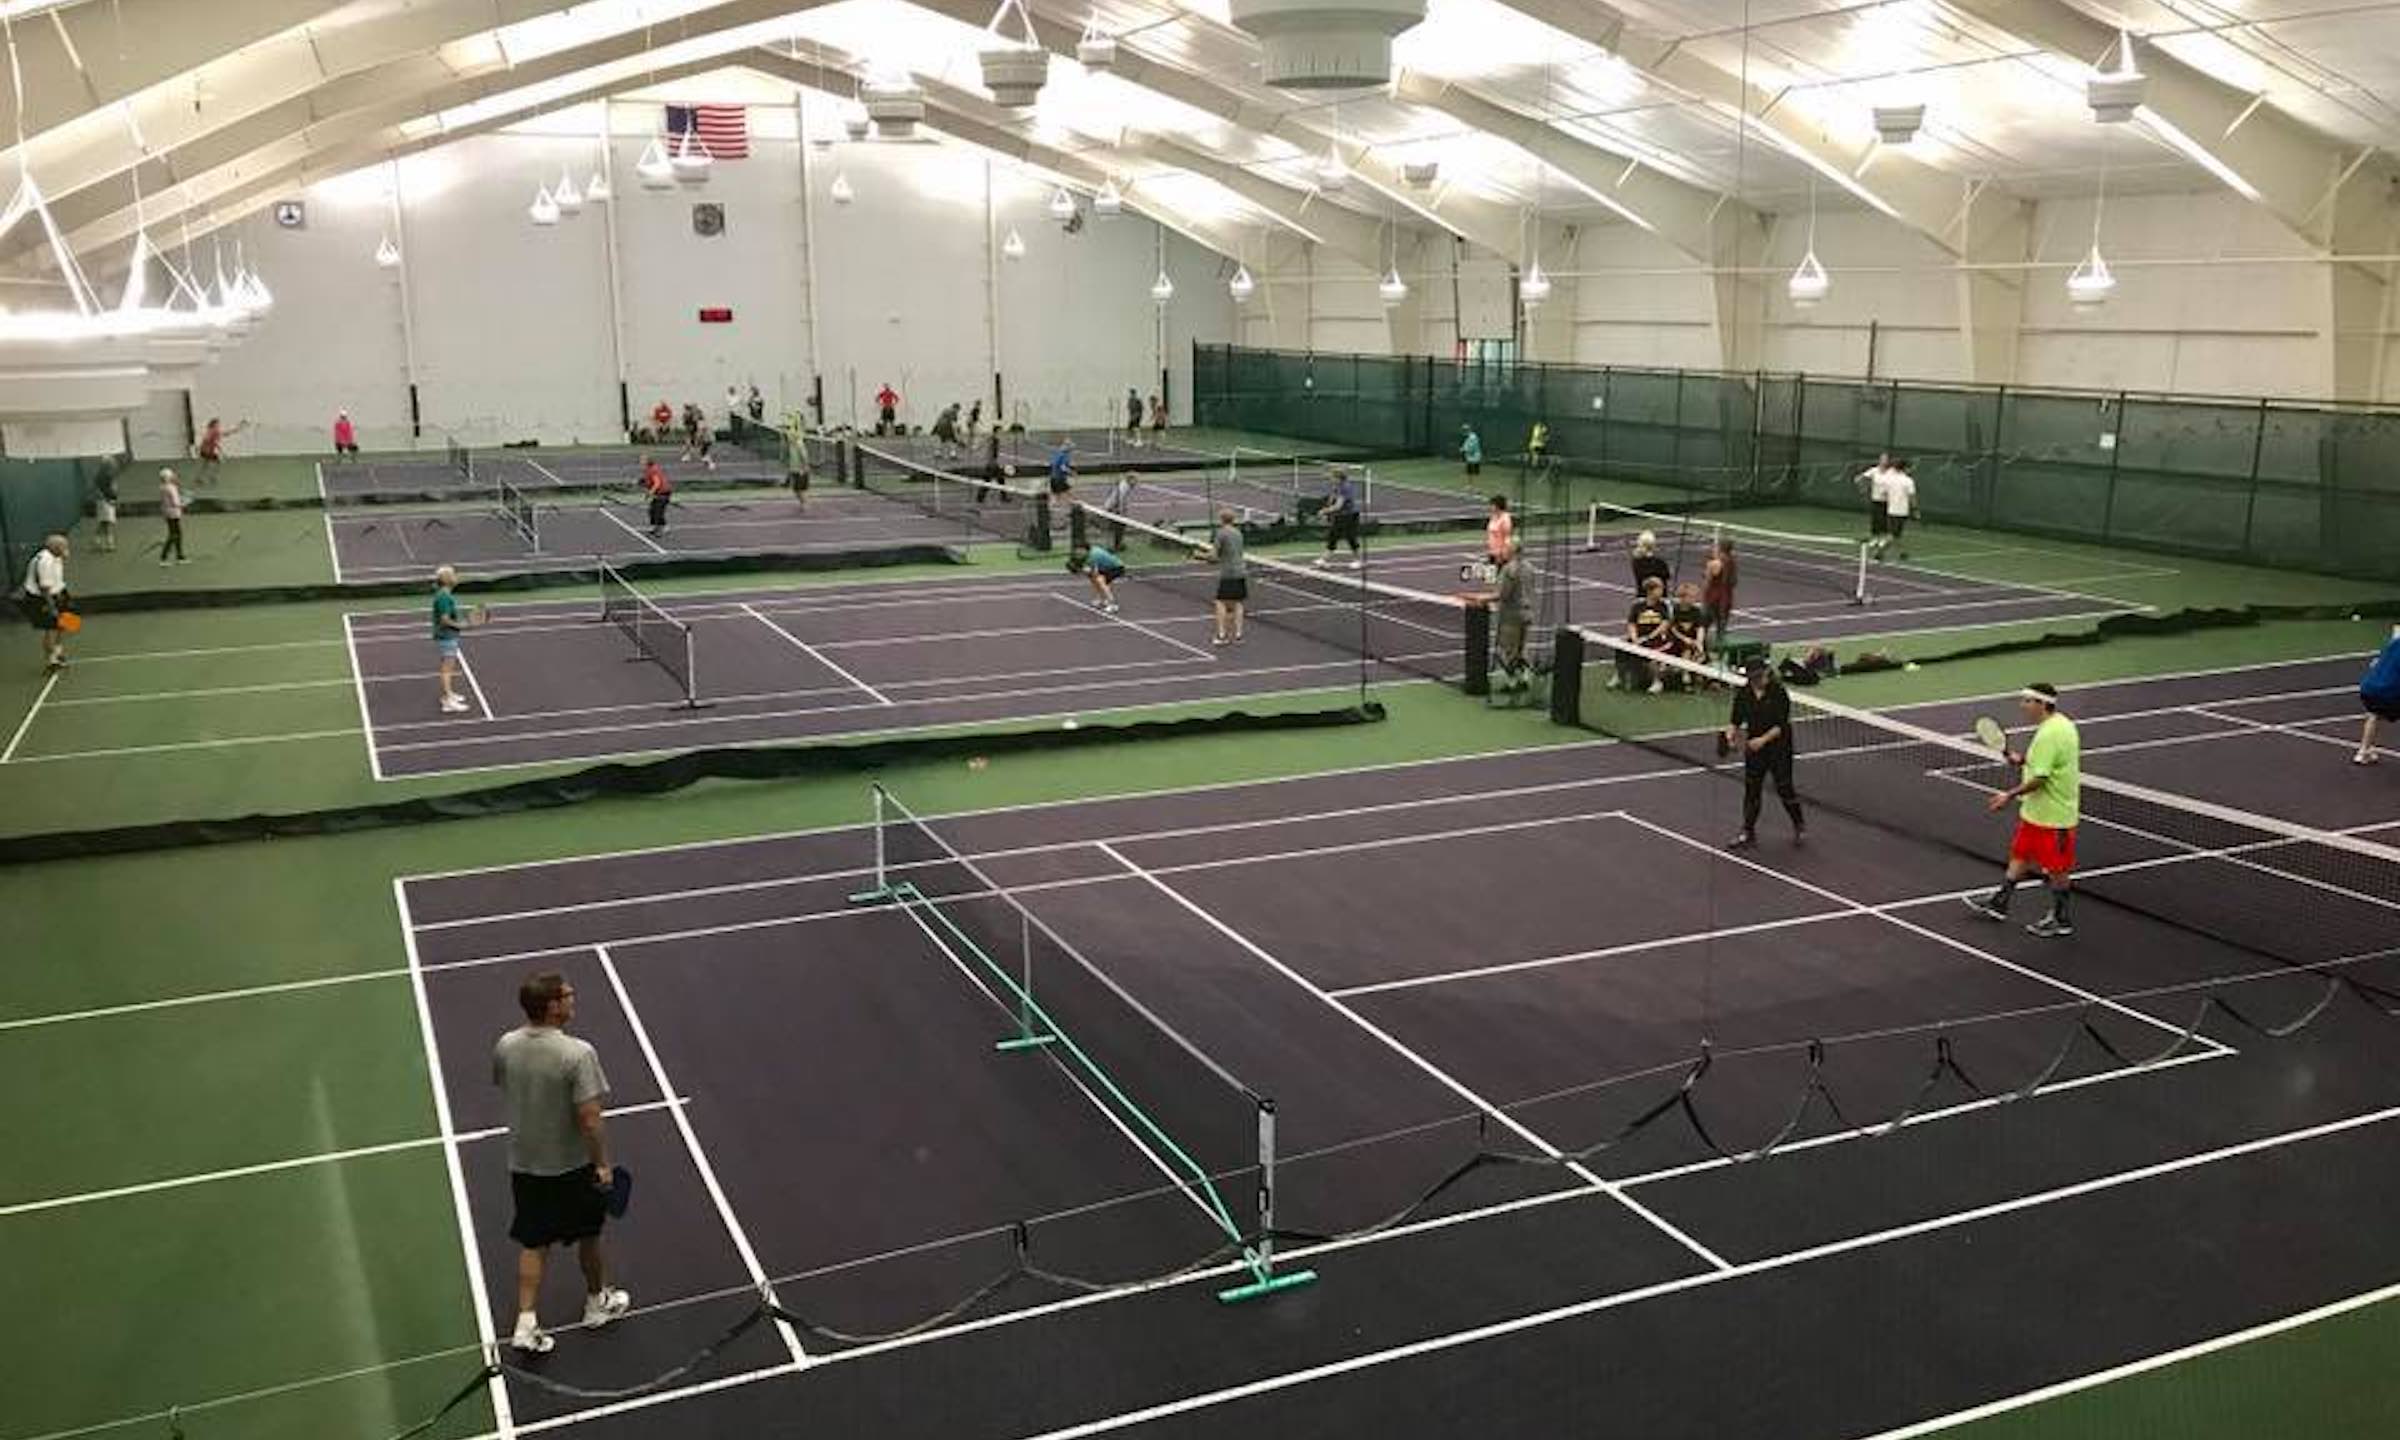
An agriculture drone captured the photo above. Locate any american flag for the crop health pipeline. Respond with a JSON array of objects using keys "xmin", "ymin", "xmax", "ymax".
[{"xmin": 666, "ymin": 104, "xmax": 749, "ymax": 159}]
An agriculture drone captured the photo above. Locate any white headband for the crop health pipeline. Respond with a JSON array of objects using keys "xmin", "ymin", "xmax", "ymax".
[{"xmin": 2019, "ymin": 687, "xmax": 2057, "ymax": 706}]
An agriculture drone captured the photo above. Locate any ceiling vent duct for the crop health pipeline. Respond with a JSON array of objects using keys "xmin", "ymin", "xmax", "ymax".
[{"xmin": 1228, "ymin": 0, "xmax": 1426, "ymax": 89}]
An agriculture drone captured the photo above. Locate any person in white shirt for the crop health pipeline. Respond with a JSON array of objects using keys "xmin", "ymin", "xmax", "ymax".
[
  {"xmin": 157, "ymin": 467, "xmax": 189, "ymax": 565},
  {"xmin": 20, "ymin": 533, "xmax": 69, "ymax": 672},
  {"xmin": 1856, "ymin": 452, "xmax": 1894, "ymax": 548},
  {"xmin": 1874, "ymin": 458, "xmax": 1918, "ymax": 560}
]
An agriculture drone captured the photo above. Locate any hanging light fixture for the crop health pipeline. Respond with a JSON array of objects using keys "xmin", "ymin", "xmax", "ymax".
[
  {"xmin": 1150, "ymin": 269, "xmax": 1175, "ymax": 304},
  {"xmin": 1048, "ymin": 186, "xmax": 1077, "ymax": 220},
  {"xmin": 1002, "ymin": 227, "xmax": 1026, "ymax": 259},
  {"xmin": 1378, "ymin": 214, "xmax": 1406, "ymax": 305},
  {"xmin": 553, "ymin": 170, "xmax": 584, "ymax": 215},
  {"xmin": 585, "ymin": 168, "xmax": 611, "ymax": 203},
  {"xmin": 830, "ymin": 171, "xmax": 856, "ymax": 205},
  {"xmin": 671, "ymin": 129, "xmax": 713, "ymax": 182},
  {"xmin": 1229, "ymin": 264, "xmax": 1256, "ymax": 301},
  {"xmin": 1077, "ymin": 16, "xmax": 1119, "ymax": 68},
  {"xmin": 374, "ymin": 235, "xmax": 401, "ymax": 268},
  {"xmin": 1788, "ymin": 176, "xmax": 1829, "ymax": 308},
  {"xmin": 1095, "ymin": 179, "xmax": 1124, "ymax": 216},
  {"xmin": 2087, "ymin": 30, "xmax": 2146, "ymax": 124},
  {"xmin": 635, "ymin": 137, "xmax": 675, "ymax": 189},
  {"xmin": 1519, "ymin": 260, "xmax": 1552, "ymax": 308},
  {"xmin": 529, "ymin": 183, "xmax": 561, "ymax": 225},
  {"xmin": 1313, "ymin": 141, "xmax": 1348, "ymax": 192},
  {"xmin": 980, "ymin": 0, "xmax": 1050, "ymax": 108},
  {"xmin": 2069, "ymin": 125, "xmax": 2119, "ymax": 309}
]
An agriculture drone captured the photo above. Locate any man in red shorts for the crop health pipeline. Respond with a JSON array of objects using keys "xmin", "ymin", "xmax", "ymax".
[{"xmin": 1964, "ymin": 682, "xmax": 2082, "ymax": 938}]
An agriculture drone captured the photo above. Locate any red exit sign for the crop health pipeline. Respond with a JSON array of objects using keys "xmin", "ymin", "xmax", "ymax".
[{"xmin": 697, "ymin": 307, "xmax": 734, "ymax": 324}]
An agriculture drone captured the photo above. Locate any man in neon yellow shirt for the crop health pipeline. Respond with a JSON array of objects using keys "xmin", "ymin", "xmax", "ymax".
[{"xmin": 1964, "ymin": 682, "xmax": 2082, "ymax": 938}]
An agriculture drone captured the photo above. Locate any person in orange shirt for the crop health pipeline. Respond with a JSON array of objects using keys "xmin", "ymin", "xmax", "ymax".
[
  {"xmin": 875, "ymin": 383, "xmax": 900, "ymax": 435},
  {"xmin": 649, "ymin": 400, "xmax": 674, "ymax": 443},
  {"xmin": 639, "ymin": 456, "xmax": 673, "ymax": 536},
  {"xmin": 195, "ymin": 416, "xmax": 243, "ymax": 484},
  {"xmin": 1484, "ymin": 494, "xmax": 1514, "ymax": 567},
  {"xmin": 332, "ymin": 410, "xmax": 360, "ymax": 460}
]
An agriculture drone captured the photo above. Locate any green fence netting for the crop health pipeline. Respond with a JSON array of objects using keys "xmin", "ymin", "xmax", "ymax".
[{"xmin": 1192, "ymin": 344, "xmax": 2400, "ymax": 580}]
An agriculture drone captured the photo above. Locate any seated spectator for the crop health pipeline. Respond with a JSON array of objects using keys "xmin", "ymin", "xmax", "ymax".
[{"xmin": 1615, "ymin": 576, "xmax": 1675, "ymax": 694}]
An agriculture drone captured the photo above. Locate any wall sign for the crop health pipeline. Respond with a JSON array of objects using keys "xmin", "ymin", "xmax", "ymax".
[
  {"xmin": 698, "ymin": 308, "xmax": 733, "ymax": 324},
  {"xmin": 692, "ymin": 202, "xmax": 725, "ymax": 238},
  {"xmin": 273, "ymin": 200, "xmax": 307, "ymax": 229}
]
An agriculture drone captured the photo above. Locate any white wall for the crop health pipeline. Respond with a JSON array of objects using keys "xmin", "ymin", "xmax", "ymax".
[{"xmin": 187, "ymin": 97, "xmax": 1236, "ymax": 456}]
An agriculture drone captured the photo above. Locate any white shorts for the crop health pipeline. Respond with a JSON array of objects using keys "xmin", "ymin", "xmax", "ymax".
[{"xmin": 96, "ymin": 500, "xmax": 117, "ymax": 523}]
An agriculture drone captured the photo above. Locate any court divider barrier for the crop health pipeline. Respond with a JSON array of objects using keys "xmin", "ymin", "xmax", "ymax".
[
  {"xmin": 1194, "ymin": 345, "xmax": 2400, "ymax": 582},
  {"xmin": 0, "ymin": 702, "xmax": 1384, "ymax": 866}
]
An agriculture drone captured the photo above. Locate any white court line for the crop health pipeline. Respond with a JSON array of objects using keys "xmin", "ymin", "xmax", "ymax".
[
  {"xmin": 592, "ymin": 944, "xmax": 810, "ymax": 1366},
  {"xmin": 46, "ymin": 676, "xmax": 376, "ymax": 707},
  {"xmin": 455, "ymin": 648, "xmax": 496, "ymax": 720},
  {"xmin": 1000, "ymin": 1104, "xmax": 2400, "ymax": 1440},
  {"xmin": 391, "ymin": 652, "xmax": 2375, "ymax": 884},
  {"xmin": 741, "ymin": 603, "xmax": 891, "ymax": 705},
  {"xmin": 51, "ymin": 638, "xmax": 347, "ymax": 665},
  {"xmin": 1, "ymin": 668, "xmax": 61, "ymax": 763},
  {"xmin": 2189, "ymin": 703, "xmax": 2366, "ymax": 757},
  {"xmin": 2, "ymin": 727, "xmax": 370, "ymax": 766},
  {"xmin": 1854, "ymin": 1279, "xmax": 2400, "ymax": 1439},
  {"xmin": 395, "ymin": 881, "xmax": 516, "ymax": 1439},
  {"xmin": 323, "ymin": 507, "xmax": 344, "ymax": 585},
  {"xmin": 0, "ymin": 965, "xmax": 410, "ymax": 1032},
  {"xmin": 0, "ymin": 1100, "xmax": 688, "ymax": 1218},
  {"xmin": 1091, "ymin": 839, "xmax": 1735, "ymax": 1275},
  {"xmin": 596, "ymin": 501, "xmax": 671, "ymax": 556},
  {"xmin": 1048, "ymin": 590, "xmax": 1218, "ymax": 662},
  {"xmin": 341, "ymin": 612, "xmax": 384, "ymax": 781},
  {"xmin": 1621, "ymin": 814, "xmax": 2227, "ymax": 1050}
]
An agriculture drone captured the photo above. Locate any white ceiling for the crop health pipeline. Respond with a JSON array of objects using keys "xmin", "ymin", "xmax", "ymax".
[{"xmin": 0, "ymin": 0, "xmax": 2392, "ymax": 271}]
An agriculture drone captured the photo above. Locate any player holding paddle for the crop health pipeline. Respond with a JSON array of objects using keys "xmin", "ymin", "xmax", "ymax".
[
  {"xmin": 1964, "ymin": 683, "xmax": 2083, "ymax": 938},
  {"xmin": 19, "ymin": 533, "xmax": 74, "ymax": 673},
  {"xmin": 432, "ymin": 565, "xmax": 490, "ymax": 715},
  {"xmin": 1722, "ymin": 657, "xmax": 1806, "ymax": 849}
]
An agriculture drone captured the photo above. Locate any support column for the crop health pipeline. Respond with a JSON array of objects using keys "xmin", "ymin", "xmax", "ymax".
[
  {"xmin": 1957, "ymin": 182, "xmax": 2029, "ymax": 385},
  {"xmin": 2321, "ymin": 159, "xmax": 2399, "ymax": 403}
]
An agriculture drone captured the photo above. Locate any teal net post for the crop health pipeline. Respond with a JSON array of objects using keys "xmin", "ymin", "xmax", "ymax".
[
  {"xmin": 1218, "ymin": 1097, "xmax": 1316, "ymax": 1304},
  {"xmin": 852, "ymin": 783, "xmax": 892, "ymax": 902},
  {"xmin": 994, "ymin": 910, "xmax": 1057, "ymax": 1052}
]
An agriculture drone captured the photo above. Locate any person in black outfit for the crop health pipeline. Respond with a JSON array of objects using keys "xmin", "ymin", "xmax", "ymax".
[
  {"xmin": 1725, "ymin": 658, "xmax": 1806, "ymax": 849},
  {"xmin": 1630, "ymin": 530, "xmax": 1672, "ymax": 597}
]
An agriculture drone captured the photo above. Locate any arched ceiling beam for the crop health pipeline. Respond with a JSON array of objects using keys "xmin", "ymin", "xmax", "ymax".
[{"xmin": 0, "ymin": 0, "xmax": 340, "ymax": 138}]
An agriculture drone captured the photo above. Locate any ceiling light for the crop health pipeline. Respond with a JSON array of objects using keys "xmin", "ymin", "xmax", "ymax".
[
  {"xmin": 1787, "ymin": 249, "xmax": 1830, "ymax": 308},
  {"xmin": 1313, "ymin": 143, "xmax": 1348, "ymax": 191},
  {"xmin": 529, "ymin": 184, "xmax": 561, "ymax": 226},
  {"xmin": 1519, "ymin": 260, "xmax": 1551, "ymax": 307},
  {"xmin": 374, "ymin": 235, "xmax": 401, "ymax": 268},
  {"xmin": 830, "ymin": 172, "xmax": 856, "ymax": 205},
  {"xmin": 844, "ymin": 112, "xmax": 871, "ymax": 142},
  {"xmin": 1228, "ymin": 0, "xmax": 1427, "ymax": 89},
  {"xmin": 1077, "ymin": 22, "xmax": 1119, "ymax": 69},
  {"xmin": 1150, "ymin": 269, "xmax": 1175, "ymax": 304},
  {"xmin": 2088, "ymin": 31, "xmax": 2146, "ymax": 124},
  {"xmin": 553, "ymin": 171, "xmax": 584, "ymax": 214},
  {"xmin": 671, "ymin": 131, "xmax": 713, "ymax": 182},
  {"xmin": 636, "ymin": 138, "xmax": 675, "ymax": 190},
  {"xmin": 1002, "ymin": 227, "xmax": 1026, "ymax": 259},
  {"xmin": 1378, "ymin": 267, "xmax": 1408, "ymax": 305},
  {"xmin": 981, "ymin": 0, "xmax": 1050, "ymax": 108},
  {"xmin": 1871, "ymin": 104, "xmax": 1924, "ymax": 145},
  {"xmin": 1049, "ymin": 187, "xmax": 1077, "ymax": 220},
  {"xmin": 1401, "ymin": 159, "xmax": 1438, "ymax": 188},
  {"xmin": 1229, "ymin": 265, "xmax": 1255, "ymax": 301},
  {"xmin": 585, "ymin": 169, "xmax": 611, "ymax": 203},
  {"xmin": 866, "ymin": 81, "xmax": 927, "ymax": 140},
  {"xmin": 2066, "ymin": 244, "xmax": 2116, "ymax": 308},
  {"xmin": 1095, "ymin": 180, "xmax": 1124, "ymax": 216}
]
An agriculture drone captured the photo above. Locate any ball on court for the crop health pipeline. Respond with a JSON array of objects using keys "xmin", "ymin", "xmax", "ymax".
[
  {"xmin": 1062, "ymin": 719, "xmax": 1079, "ymax": 730},
  {"xmin": 968, "ymin": 756, "xmax": 989, "ymax": 771},
  {"xmin": 2353, "ymin": 613, "xmax": 2363, "ymax": 622},
  {"xmin": 1903, "ymin": 661, "xmax": 1920, "ymax": 672}
]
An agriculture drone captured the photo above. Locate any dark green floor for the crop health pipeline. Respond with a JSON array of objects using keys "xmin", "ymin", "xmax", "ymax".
[{"xmin": 4, "ymin": 452, "xmax": 2397, "ymax": 1440}]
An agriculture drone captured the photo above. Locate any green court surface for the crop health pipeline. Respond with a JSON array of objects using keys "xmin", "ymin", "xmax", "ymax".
[{"xmin": 6, "ymin": 452, "xmax": 2398, "ymax": 1440}]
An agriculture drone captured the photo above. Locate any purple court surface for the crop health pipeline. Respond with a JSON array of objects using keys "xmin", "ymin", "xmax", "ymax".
[
  {"xmin": 343, "ymin": 538, "xmax": 2134, "ymax": 781},
  {"xmin": 398, "ymin": 653, "xmax": 2400, "ymax": 1439}
]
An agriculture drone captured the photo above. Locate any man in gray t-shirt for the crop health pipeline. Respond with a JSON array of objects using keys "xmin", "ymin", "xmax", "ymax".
[
  {"xmin": 1490, "ymin": 538, "xmax": 1530, "ymax": 689},
  {"xmin": 1208, "ymin": 509, "xmax": 1247, "ymax": 646},
  {"xmin": 493, "ymin": 971, "xmax": 630, "ymax": 1353}
]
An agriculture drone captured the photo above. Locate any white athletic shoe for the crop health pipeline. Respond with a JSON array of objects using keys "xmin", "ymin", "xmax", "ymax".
[
  {"xmin": 2355, "ymin": 750, "xmax": 2379, "ymax": 766},
  {"xmin": 510, "ymin": 1317, "xmax": 555, "ymax": 1354},
  {"xmin": 582, "ymin": 1288, "xmax": 632, "ymax": 1329},
  {"xmin": 441, "ymin": 695, "xmax": 470, "ymax": 713},
  {"xmin": 1647, "ymin": 679, "xmax": 1665, "ymax": 695},
  {"xmin": 1102, "ymin": 602, "xmax": 1120, "ymax": 614},
  {"xmin": 1212, "ymin": 634, "xmax": 1230, "ymax": 646}
]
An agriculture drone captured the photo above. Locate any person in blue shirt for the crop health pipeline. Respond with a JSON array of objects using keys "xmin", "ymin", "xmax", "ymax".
[
  {"xmin": 1047, "ymin": 439, "xmax": 1075, "ymax": 496},
  {"xmin": 1316, "ymin": 466, "xmax": 1362, "ymax": 568},
  {"xmin": 1069, "ymin": 543, "xmax": 1126, "ymax": 613},
  {"xmin": 1460, "ymin": 424, "xmax": 1483, "ymax": 479},
  {"xmin": 2357, "ymin": 623, "xmax": 2400, "ymax": 766}
]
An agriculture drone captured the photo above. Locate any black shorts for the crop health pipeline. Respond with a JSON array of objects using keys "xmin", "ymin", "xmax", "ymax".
[
  {"xmin": 1216, "ymin": 577, "xmax": 1249, "ymax": 604},
  {"xmin": 20, "ymin": 593, "xmax": 58, "ymax": 631},
  {"xmin": 335, "ymin": 441, "xmax": 359, "ymax": 456},
  {"xmin": 2366, "ymin": 692, "xmax": 2400, "ymax": 723},
  {"xmin": 1886, "ymin": 513, "xmax": 1909, "ymax": 538},
  {"xmin": 1465, "ymin": 461, "xmax": 1482, "ymax": 478},
  {"xmin": 1094, "ymin": 561, "xmax": 1125, "ymax": 583},
  {"xmin": 510, "ymin": 1166, "xmax": 608, "ymax": 1249},
  {"xmin": 1869, "ymin": 503, "xmax": 1891, "ymax": 536},
  {"xmin": 789, "ymin": 469, "xmax": 811, "ymax": 494}
]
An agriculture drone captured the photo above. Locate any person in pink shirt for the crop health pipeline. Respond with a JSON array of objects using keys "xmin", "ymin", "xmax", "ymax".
[
  {"xmin": 332, "ymin": 410, "xmax": 360, "ymax": 460},
  {"xmin": 1484, "ymin": 494, "xmax": 1514, "ymax": 567}
]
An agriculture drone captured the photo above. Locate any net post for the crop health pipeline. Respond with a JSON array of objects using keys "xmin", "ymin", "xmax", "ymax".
[
  {"xmin": 1583, "ymin": 501, "xmax": 1598, "ymax": 553},
  {"xmin": 1217, "ymin": 1097, "xmax": 1316, "ymax": 1303},
  {"xmin": 848, "ymin": 783, "xmax": 895, "ymax": 903},
  {"xmin": 681, "ymin": 623, "xmax": 701, "ymax": 709},
  {"xmin": 1461, "ymin": 599, "xmax": 1492, "ymax": 697},
  {"xmin": 993, "ymin": 909, "xmax": 1057, "ymax": 1051},
  {"xmin": 1852, "ymin": 539, "xmax": 1870, "ymax": 606}
]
